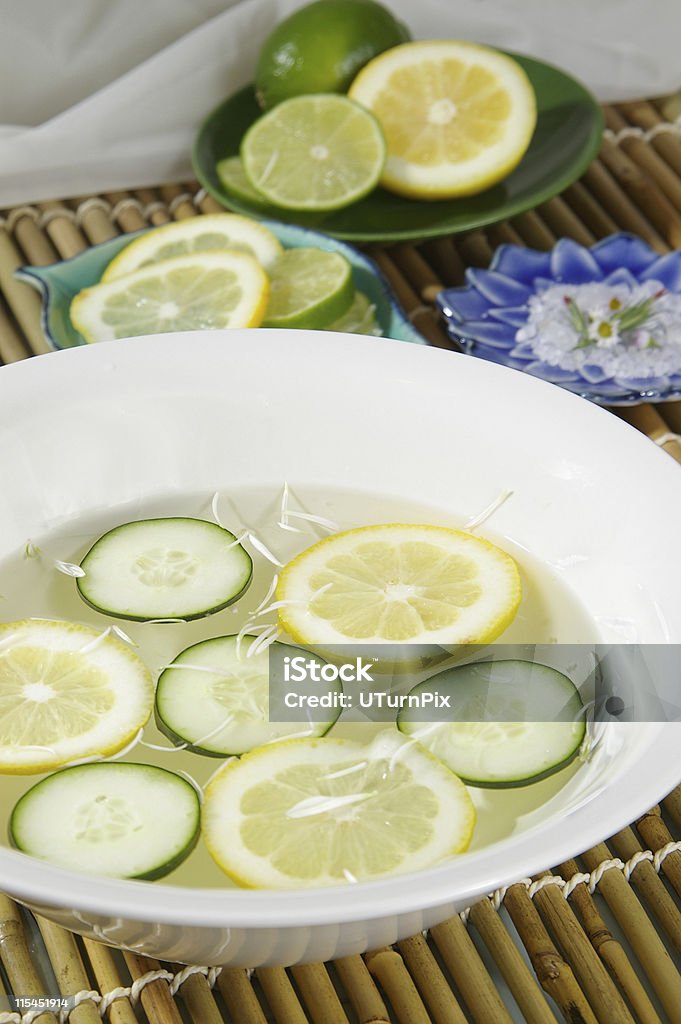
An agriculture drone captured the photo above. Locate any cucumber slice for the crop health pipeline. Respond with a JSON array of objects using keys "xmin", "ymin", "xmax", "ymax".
[
  {"xmin": 77, "ymin": 518, "xmax": 253, "ymax": 621},
  {"xmin": 398, "ymin": 659, "xmax": 586, "ymax": 787},
  {"xmin": 156, "ymin": 635, "xmax": 340, "ymax": 756},
  {"xmin": 9, "ymin": 762, "xmax": 200, "ymax": 879}
]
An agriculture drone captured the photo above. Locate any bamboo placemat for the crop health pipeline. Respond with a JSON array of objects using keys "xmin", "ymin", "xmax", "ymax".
[{"xmin": 1, "ymin": 98, "xmax": 681, "ymax": 1023}]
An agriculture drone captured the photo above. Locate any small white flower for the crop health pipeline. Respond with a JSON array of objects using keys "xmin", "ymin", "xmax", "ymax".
[{"xmin": 587, "ymin": 318, "xmax": 620, "ymax": 349}]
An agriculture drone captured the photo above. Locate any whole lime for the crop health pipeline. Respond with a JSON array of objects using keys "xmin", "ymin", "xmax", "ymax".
[{"xmin": 255, "ymin": 0, "xmax": 411, "ymax": 110}]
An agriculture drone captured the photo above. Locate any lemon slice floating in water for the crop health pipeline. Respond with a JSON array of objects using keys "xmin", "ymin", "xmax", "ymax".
[
  {"xmin": 203, "ymin": 733, "xmax": 475, "ymax": 888},
  {"xmin": 0, "ymin": 620, "xmax": 153, "ymax": 774},
  {"xmin": 241, "ymin": 94, "xmax": 386, "ymax": 211},
  {"xmin": 348, "ymin": 40, "xmax": 537, "ymax": 199},
  {"xmin": 71, "ymin": 250, "xmax": 269, "ymax": 343},
  {"xmin": 277, "ymin": 524, "xmax": 521, "ymax": 646},
  {"xmin": 102, "ymin": 213, "xmax": 283, "ymax": 279}
]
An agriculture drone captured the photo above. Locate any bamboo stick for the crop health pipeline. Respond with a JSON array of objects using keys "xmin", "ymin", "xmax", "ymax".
[
  {"xmin": 420, "ymin": 237, "xmax": 466, "ymax": 286},
  {"xmin": 333, "ymin": 955, "xmax": 390, "ymax": 1024},
  {"xmin": 0, "ymin": 897, "xmax": 57, "ymax": 1024},
  {"xmin": 455, "ymin": 229, "xmax": 494, "ymax": 267},
  {"xmin": 604, "ymin": 106, "xmax": 681, "ymax": 214},
  {"xmin": 467, "ymin": 898, "xmax": 556, "ymax": 1024},
  {"xmin": 173, "ymin": 972, "xmax": 224, "ymax": 1024},
  {"xmin": 37, "ymin": 201, "xmax": 88, "ymax": 259},
  {"xmin": 580, "ymin": 160, "xmax": 668, "ymax": 250},
  {"xmin": 396, "ymin": 933, "xmax": 468, "ymax": 1024},
  {"xmin": 617, "ymin": 100, "xmax": 681, "ymax": 178},
  {"xmin": 609, "ymin": 824, "xmax": 681, "ymax": 955},
  {"xmin": 530, "ymin": 879, "xmax": 636, "ymax": 1023},
  {"xmin": 159, "ymin": 184, "xmax": 196, "ymax": 221},
  {"xmin": 662, "ymin": 785, "xmax": 681, "ymax": 829},
  {"xmin": 389, "ymin": 244, "xmax": 444, "ymax": 304},
  {"xmin": 658, "ymin": 402, "xmax": 681, "ymax": 436},
  {"xmin": 194, "ymin": 191, "xmax": 227, "ymax": 215},
  {"xmin": 615, "ymin": 404, "xmax": 681, "ymax": 463},
  {"xmin": 597, "ymin": 136, "xmax": 681, "ymax": 247},
  {"xmin": 0, "ymin": 225, "xmax": 51, "ymax": 354},
  {"xmin": 216, "ymin": 968, "xmax": 269, "ymax": 1024},
  {"xmin": 503, "ymin": 885, "xmax": 598, "ymax": 1024},
  {"xmin": 486, "ymin": 221, "xmax": 525, "ymax": 248},
  {"xmin": 81, "ymin": 939, "xmax": 139, "ymax": 1024},
  {"xmin": 430, "ymin": 915, "xmax": 515, "ymax": 1024},
  {"xmin": 8, "ymin": 209, "xmax": 58, "ymax": 266},
  {"xmin": 537, "ymin": 196, "xmax": 596, "ymax": 246},
  {"xmin": 509, "ymin": 210, "xmax": 555, "ymax": 250},
  {"xmin": 562, "ymin": 181, "xmax": 619, "ymax": 239},
  {"xmin": 70, "ymin": 196, "xmax": 119, "ymax": 246},
  {"xmin": 369, "ymin": 248, "xmax": 456, "ymax": 348},
  {"xmin": 580, "ymin": 842, "xmax": 681, "ymax": 1021},
  {"xmin": 122, "ymin": 953, "xmax": 183, "ymax": 1024},
  {"xmin": 289, "ymin": 963, "xmax": 350, "ymax": 1024},
  {"xmin": 636, "ymin": 808, "xmax": 681, "ymax": 899},
  {"xmin": 364, "ymin": 947, "xmax": 431, "ymax": 1024},
  {"xmin": 104, "ymin": 192, "xmax": 148, "ymax": 233},
  {"xmin": 34, "ymin": 919, "xmax": 100, "ymax": 1024},
  {"xmin": 0, "ymin": 298, "xmax": 30, "ymax": 362},
  {"xmin": 557, "ymin": 858, "xmax": 662, "ymax": 1024},
  {"xmin": 255, "ymin": 967, "xmax": 308, "ymax": 1024},
  {"xmin": 134, "ymin": 189, "xmax": 171, "ymax": 226}
]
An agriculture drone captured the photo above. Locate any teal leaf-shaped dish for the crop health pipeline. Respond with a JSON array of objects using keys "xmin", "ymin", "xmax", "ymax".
[{"xmin": 16, "ymin": 221, "xmax": 426, "ymax": 350}]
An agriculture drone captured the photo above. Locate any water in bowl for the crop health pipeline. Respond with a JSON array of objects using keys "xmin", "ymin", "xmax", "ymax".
[{"xmin": 0, "ymin": 483, "xmax": 598, "ymax": 888}]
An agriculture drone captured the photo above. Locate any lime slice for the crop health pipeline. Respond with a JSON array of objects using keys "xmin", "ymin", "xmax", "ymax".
[
  {"xmin": 348, "ymin": 41, "xmax": 537, "ymax": 200},
  {"xmin": 277, "ymin": 523, "xmax": 521, "ymax": 646},
  {"xmin": 0, "ymin": 619, "xmax": 153, "ymax": 774},
  {"xmin": 241, "ymin": 94, "xmax": 386, "ymax": 211},
  {"xmin": 325, "ymin": 291, "xmax": 382, "ymax": 336},
  {"xmin": 103, "ymin": 213, "xmax": 283, "ymax": 279},
  {"xmin": 264, "ymin": 247, "xmax": 354, "ymax": 329},
  {"xmin": 71, "ymin": 251, "xmax": 269, "ymax": 343},
  {"xmin": 203, "ymin": 732, "xmax": 475, "ymax": 887},
  {"xmin": 216, "ymin": 157, "xmax": 275, "ymax": 212}
]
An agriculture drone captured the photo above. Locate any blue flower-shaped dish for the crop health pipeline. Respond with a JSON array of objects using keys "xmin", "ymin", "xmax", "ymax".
[
  {"xmin": 16, "ymin": 221, "xmax": 426, "ymax": 351},
  {"xmin": 437, "ymin": 234, "xmax": 681, "ymax": 405}
]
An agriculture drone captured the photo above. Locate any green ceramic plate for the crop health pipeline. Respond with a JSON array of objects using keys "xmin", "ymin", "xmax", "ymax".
[
  {"xmin": 193, "ymin": 53, "xmax": 603, "ymax": 243},
  {"xmin": 16, "ymin": 222, "xmax": 426, "ymax": 350}
]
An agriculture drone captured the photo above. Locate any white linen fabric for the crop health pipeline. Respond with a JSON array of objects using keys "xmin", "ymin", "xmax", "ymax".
[{"xmin": 1, "ymin": 0, "xmax": 680, "ymax": 205}]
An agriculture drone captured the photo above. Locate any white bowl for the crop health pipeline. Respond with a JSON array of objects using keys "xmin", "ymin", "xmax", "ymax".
[{"xmin": 1, "ymin": 329, "xmax": 679, "ymax": 967}]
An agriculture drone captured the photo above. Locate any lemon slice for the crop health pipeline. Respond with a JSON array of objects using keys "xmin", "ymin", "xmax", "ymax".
[
  {"xmin": 348, "ymin": 41, "xmax": 537, "ymax": 199},
  {"xmin": 277, "ymin": 524, "xmax": 521, "ymax": 646},
  {"xmin": 102, "ymin": 214, "xmax": 283, "ymax": 279},
  {"xmin": 263, "ymin": 248, "xmax": 354, "ymax": 329},
  {"xmin": 71, "ymin": 251, "xmax": 269, "ymax": 343},
  {"xmin": 241, "ymin": 94, "xmax": 386, "ymax": 211},
  {"xmin": 0, "ymin": 620, "xmax": 154, "ymax": 774},
  {"xmin": 203, "ymin": 732, "xmax": 475, "ymax": 888}
]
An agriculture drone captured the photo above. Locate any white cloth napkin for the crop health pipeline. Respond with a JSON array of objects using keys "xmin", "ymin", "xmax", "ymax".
[{"xmin": 1, "ymin": 0, "xmax": 680, "ymax": 206}]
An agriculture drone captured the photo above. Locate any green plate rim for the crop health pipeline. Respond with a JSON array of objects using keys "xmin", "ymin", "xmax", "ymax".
[{"xmin": 192, "ymin": 51, "xmax": 604, "ymax": 243}]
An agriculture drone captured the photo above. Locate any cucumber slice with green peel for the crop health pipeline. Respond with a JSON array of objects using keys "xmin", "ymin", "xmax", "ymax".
[
  {"xmin": 156, "ymin": 635, "xmax": 339, "ymax": 756},
  {"xmin": 9, "ymin": 763, "xmax": 200, "ymax": 879},
  {"xmin": 398, "ymin": 659, "xmax": 586, "ymax": 787},
  {"xmin": 77, "ymin": 518, "xmax": 253, "ymax": 622}
]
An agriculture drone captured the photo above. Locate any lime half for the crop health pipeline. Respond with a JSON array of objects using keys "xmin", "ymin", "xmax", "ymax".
[
  {"xmin": 216, "ymin": 157, "xmax": 275, "ymax": 212},
  {"xmin": 264, "ymin": 247, "xmax": 354, "ymax": 329},
  {"xmin": 241, "ymin": 94, "xmax": 386, "ymax": 211}
]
